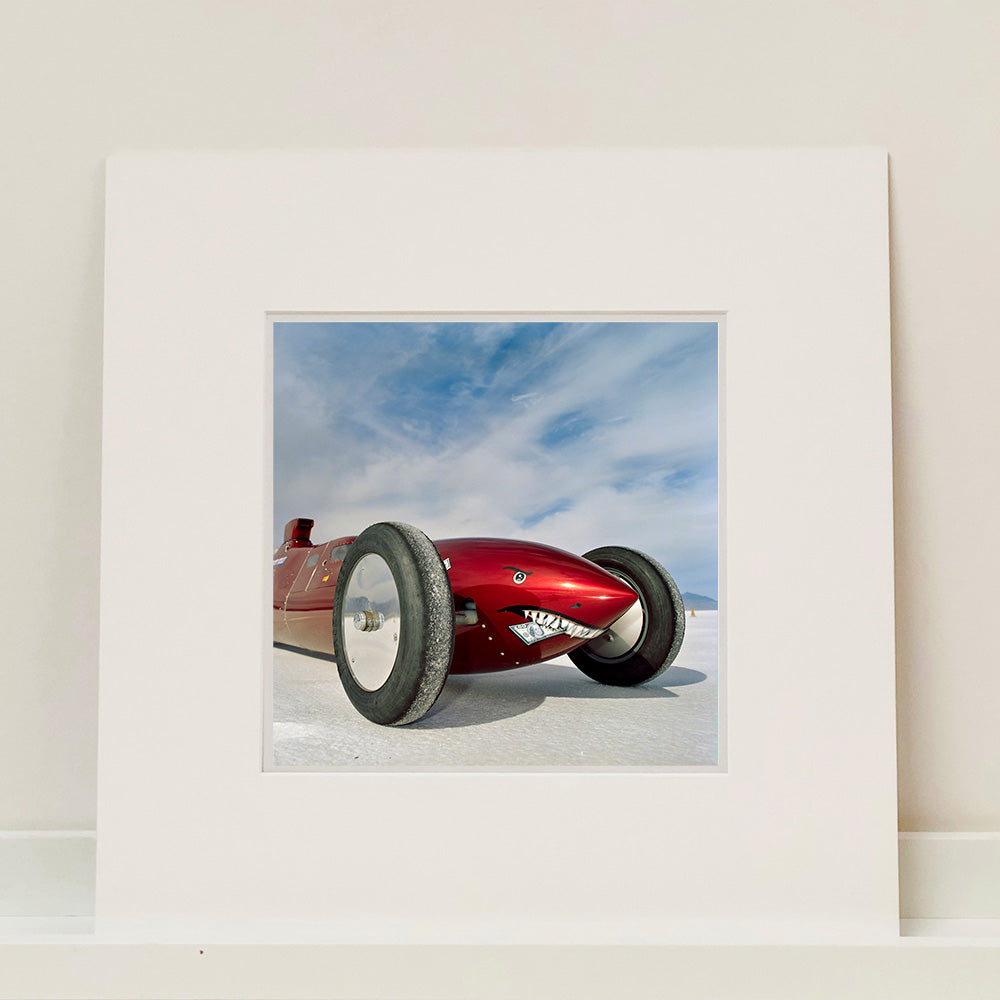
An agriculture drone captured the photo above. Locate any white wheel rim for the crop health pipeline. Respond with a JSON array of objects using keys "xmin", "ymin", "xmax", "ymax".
[
  {"xmin": 341, "ymin": 554, "xmax": 401, "ymax": 691},
  {"xmin": 586, "ymin": 572, "xmax": 644, "ymax": 661}
]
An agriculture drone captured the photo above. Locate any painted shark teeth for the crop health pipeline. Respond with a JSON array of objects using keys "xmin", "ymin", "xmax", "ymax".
[{"xmin": 522, "ymin": 608, "xmax": 603, "ymax": 640}]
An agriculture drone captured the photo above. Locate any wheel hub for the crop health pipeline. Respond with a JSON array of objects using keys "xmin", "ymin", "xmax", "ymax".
[{"xmin": 341, "ymin": 554, "xmax": 401, "ymax": 690}]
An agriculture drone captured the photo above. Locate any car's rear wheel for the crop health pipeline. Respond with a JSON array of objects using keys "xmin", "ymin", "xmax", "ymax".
[
  {"xmin": 333, "ymin": 522, "xmax": 454, "ymax": 725},
  {"xmin": 568, "ymin": 546, "xmax": 685, "ymax": 686}
]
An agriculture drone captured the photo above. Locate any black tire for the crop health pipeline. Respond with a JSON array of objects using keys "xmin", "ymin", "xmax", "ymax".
[
  {"xmin": 333, "ymin": 522, "xmax": 454, "ymax": 725},
  {"xmin": 568, "ymin": 546, "xmax": 685, "ymax": 686}
]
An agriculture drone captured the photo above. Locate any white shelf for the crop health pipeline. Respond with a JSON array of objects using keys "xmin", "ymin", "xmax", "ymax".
[
  {"xmin": 3, "ymin": 832, "xmax": 998, "ymax": 998},
  {"xmin": 0, "ymin": 936, "xmax": 999, "ymax": 1000}
]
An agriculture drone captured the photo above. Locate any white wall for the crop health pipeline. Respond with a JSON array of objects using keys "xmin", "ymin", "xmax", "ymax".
[{"xmin": 1, "ymin": 0, "xmax": 996, "ymax": 831}]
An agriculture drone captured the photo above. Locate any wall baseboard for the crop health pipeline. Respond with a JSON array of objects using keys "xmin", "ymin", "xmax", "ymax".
[
  {"xmin": 0, "ymin": 832, "xmax": 95, "ymax": 917},
  {"xmin": 1, "ymin": 831, "xmax": 998, "ymax": 922},
  {"xmin": 899, "ymin": 832, "xmax": 1000, "ymax": 919}
]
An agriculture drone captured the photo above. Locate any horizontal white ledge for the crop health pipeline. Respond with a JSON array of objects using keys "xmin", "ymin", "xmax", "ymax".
[
  {"xmin": 3, "ymin": 831, "xmax": 998, "ymax": 929},
  {"xmin": 0, "ymin": 831, "xmax": 95, "ymax": 917},
  {"xmin": 3, "ymin": 917, "xmax": 999, "ymax": 945},
  {"xmin": 0, "ymin": 940, "xmax": 999, "ymax": 1000},
  {"xmin": 0, "ymin": 916, "xmax": 904, "ymax": 947},
  {"xmin": 901, "ymin": 919, "xmax": 1000, "ymax": 938},
  {"xmin": 899, "ymin": 832, "xmax": 1000, "ymax": 918}
]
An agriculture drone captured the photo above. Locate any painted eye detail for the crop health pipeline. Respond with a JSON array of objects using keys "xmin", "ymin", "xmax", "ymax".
[{"xmin": 503, "ymin": 565, "xmax": 532, "ymax": 585}]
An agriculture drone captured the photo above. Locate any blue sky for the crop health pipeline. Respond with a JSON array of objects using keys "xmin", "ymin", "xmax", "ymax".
[{"xmin": 273, "ymin": 320, "xmax": 719, "ymax": 599}]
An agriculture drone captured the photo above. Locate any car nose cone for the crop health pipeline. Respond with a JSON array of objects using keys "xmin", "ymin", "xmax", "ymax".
[{"xmin": 564, "ymin": 561, "xmax": 639, "ymax": 629}]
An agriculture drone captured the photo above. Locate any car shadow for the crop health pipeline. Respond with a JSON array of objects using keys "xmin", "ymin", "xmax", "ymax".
[
  {"xmin": 274, "ymin": 641, "xmax": 337, "ymax": 663},
  {"xmin": 414, "ymin": 680, "xmax": 548, "ymax": 729},
  {"xmin": 412, "ymin": 662, "xmax": 698, "ymax": 730},
  {"xmin": 275, "ymin": 643, "xmax": 708, "ymax": 730},
  {"xmin": 658, "ymin": 667, "xmax": 708, "ymax": 687}
]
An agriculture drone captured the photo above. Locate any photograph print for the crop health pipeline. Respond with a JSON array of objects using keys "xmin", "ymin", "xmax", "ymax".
[{"xmin": 270, "ymin": 318, "xmax": 720, "ymax": 769}]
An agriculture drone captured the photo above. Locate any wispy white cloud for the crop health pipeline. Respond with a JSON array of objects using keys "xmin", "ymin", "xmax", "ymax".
[{"xmin": 274, "ymin": 321, "xmax": 718, "ymax": 597}]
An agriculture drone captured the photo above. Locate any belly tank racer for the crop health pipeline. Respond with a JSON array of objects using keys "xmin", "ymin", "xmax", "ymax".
[{"xmin": 274, "ymin": 518, "xmax": 686, "ymax": 726}]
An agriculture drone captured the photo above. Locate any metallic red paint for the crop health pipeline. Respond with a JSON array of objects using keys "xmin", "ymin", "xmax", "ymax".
[
  {"xmin": 273, "ymin": 522, "xmax": 639, "ymax": 673},
  {"xmin": 436, "ymin": 537, "xmax": 637, "ymax": 673}
]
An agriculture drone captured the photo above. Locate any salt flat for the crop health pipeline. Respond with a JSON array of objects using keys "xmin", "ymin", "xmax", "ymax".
[{"xmin": 270, "ymin": 610, "xmax": 718, "ymax": 769}]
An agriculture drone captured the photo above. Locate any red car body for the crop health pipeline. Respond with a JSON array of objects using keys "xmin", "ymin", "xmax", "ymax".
[{"xmin": 273, "ymin": 518, "xmax": 640, "ymax": 673}]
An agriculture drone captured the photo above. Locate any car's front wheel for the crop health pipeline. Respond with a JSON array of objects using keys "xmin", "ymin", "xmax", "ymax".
[
  {"xmin": 333, "ymin": 522, "xmax": 454, "ymax": 725},
  {"xmin": 568, "ymin": 545, "xmax": 685, "ymax": 686}
]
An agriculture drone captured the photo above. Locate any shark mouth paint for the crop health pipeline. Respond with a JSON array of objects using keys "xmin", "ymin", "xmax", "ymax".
[{"xmin": 501, "ymin": 606, "xmax": 607, "ymax": 645}]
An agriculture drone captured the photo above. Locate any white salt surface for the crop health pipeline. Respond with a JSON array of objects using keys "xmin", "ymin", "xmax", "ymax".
[{"xmin": 270, "ymin": 611, "xmax": 718, "ymax": 769}]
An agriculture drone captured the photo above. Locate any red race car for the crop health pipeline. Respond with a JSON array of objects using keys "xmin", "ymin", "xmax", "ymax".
[{"xmin": 273, "ymin": 518, "xmax": 685, "ymax": 726}]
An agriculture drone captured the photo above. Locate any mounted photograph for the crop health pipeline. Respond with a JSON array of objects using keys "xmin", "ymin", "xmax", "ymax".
[
  {"xmin": 268, "ymin": 317, "xmax": 720, "ymax": 769},
  {"xmin": 100, "ymin": 149, "xmax": 894, "ymax": 935}
]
